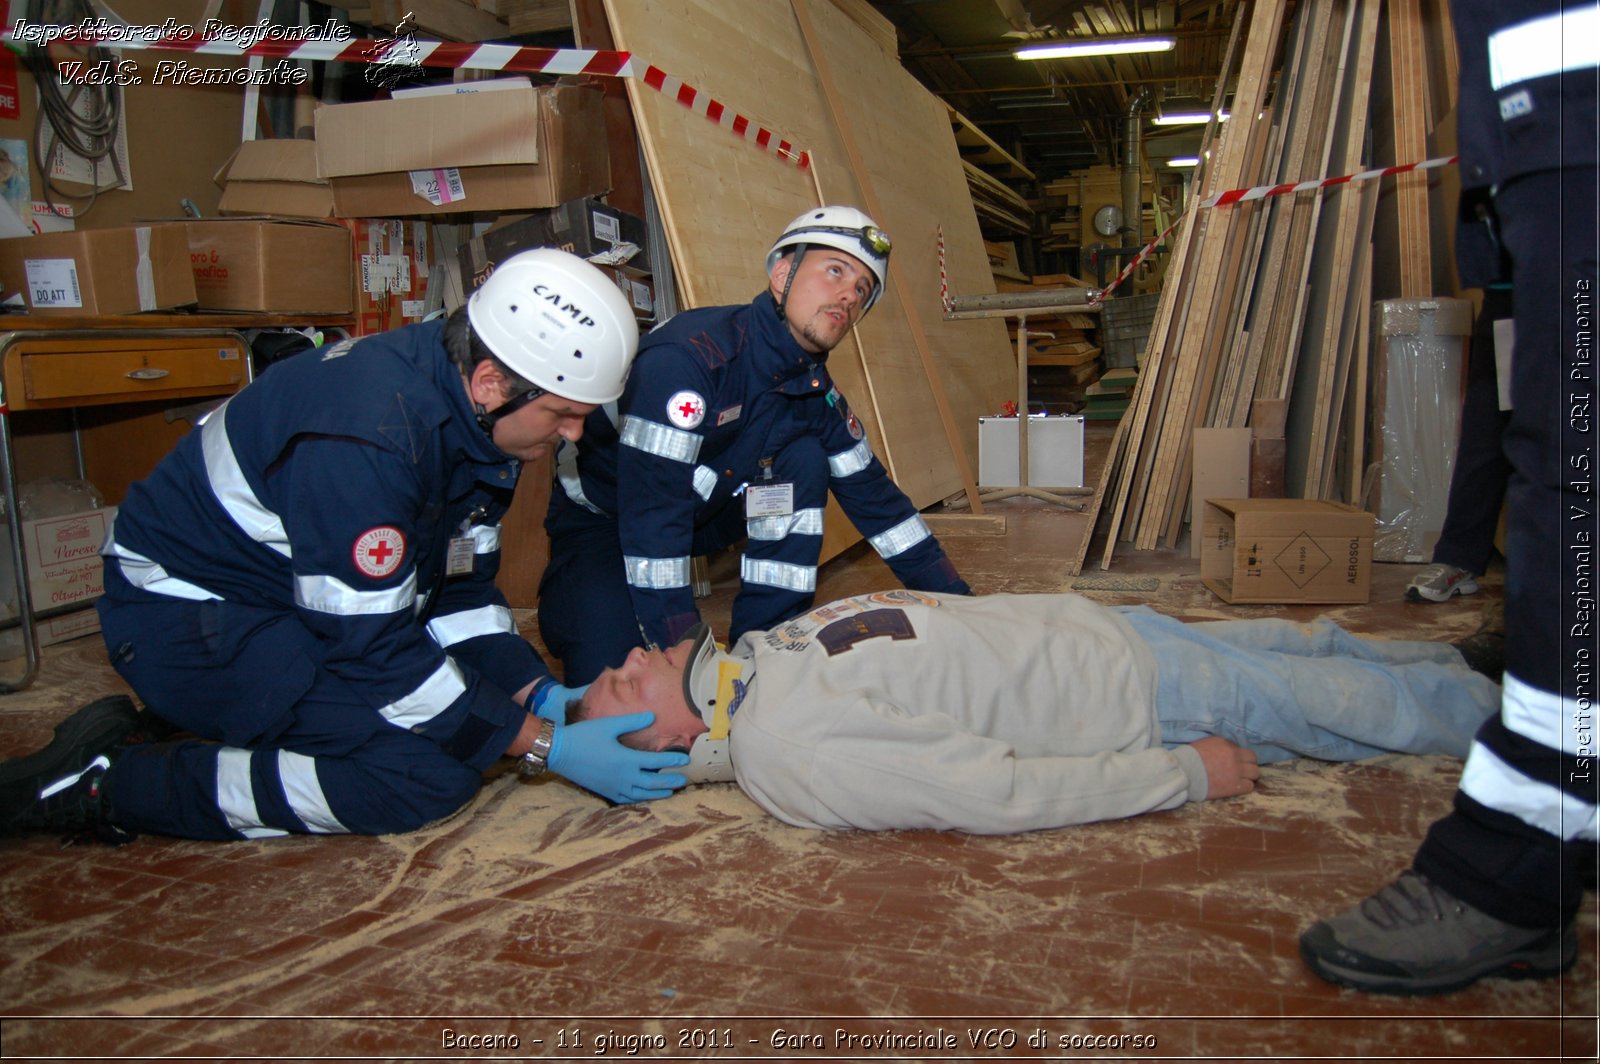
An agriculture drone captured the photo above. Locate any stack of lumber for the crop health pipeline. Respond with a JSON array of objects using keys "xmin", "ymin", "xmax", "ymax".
[
  {"xmin": 985, "ymin": 240, "xmax": 1029, "ymax": 283},
  {"xmin": 977, "ymin": 274, "xmax": 1104, "ymax": 410},
  {"xmin": 950, "ymin": 107, "xmax": 1035, "ymax": 236},
  {"xmin": 1075, "ymin": 0, "xmax": 1459, "ymax": 575},
  {"xmin": 1084, "ymin": 367, "xmax": 1138, "ymax": 420}
]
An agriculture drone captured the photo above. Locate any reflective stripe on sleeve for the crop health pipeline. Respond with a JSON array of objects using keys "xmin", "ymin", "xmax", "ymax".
[
  {"xmin": 555, "ymin": 440, "xmax": 606, "ymax": 515},
  {"xmin": 105, "ymin": 539, "xmax": 222, "ymax": 601},
  {"xmin": 828, "ymin": 438, "xmax": 874, "ymax": 478},
  {"xmin": 624, "ymin": 555, "xmax": 692, "ymax": 589},
  {"xmin": 741, "ymin": 556, "xmax": 816, "ymax": 592},
  {"xmin": 427, "ymin": 604, "xmax": 516, "ymax": 647},
  {"xmin": 869, "ymin": 515, "xmax": 932, "ymax": 559},
  {"xmin": 380, "ymin": 657, "xmax": 469, "ymax": 730},
  {"xmin": 1459, "ymin": 742, "xmax": 1599, "ymax": 842},
  {"xmin": 276, "ymin": 749, "xmax": 348, "ymax": 834},
  {"xmin": 1489, "ymin": 8, "xmax": 1600, "ymax": 90},
  {"xmin": 620, "ymin": 415, "xmax": 702, "ymax": 464},
  {"xmin": 693, "ymin": 465, "xmax": 718, "ymax": 501},
  {"xmin": 201, "ymin": 402, "xmax": 291, "ymax": 558},
  {"xmin": 217, "ymin": 748, "xmax": 289, "ymax": 839},
  {"xmin": 748, "ymin": 507, "xmax": 826, "ymax": 541},
  {"xmin": 295, "ymin": 571, "xmax": 418, "ymax": 616}
]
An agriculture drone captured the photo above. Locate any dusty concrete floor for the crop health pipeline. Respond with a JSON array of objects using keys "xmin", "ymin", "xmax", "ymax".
[{"xmin": 1, "ymin": 423, "xmax": 1591, "ymax": 1062}]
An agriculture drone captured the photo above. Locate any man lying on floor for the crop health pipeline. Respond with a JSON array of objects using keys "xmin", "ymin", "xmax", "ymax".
[{"xmin": 571, "ymin": 589, "xmax": 1502, "ymax": 833}]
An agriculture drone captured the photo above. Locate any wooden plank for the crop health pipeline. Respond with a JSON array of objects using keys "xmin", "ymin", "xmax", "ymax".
[
  {"xmin": 603, "ymin": 0, "xmax": 1012, "ymax": 554},
  {"xmin": 503, "ymin": 0, "xmax": 573, "ymax": 34},
  {"xmin": 1095, "ymin": 0, "xmax": 1249, "ymax": 570},
  {"xmin": 789, "ymin": 0, "xmax": 983, "ymax": 513},
  {"xmin": 370, "ymin": 0, "xmax": 508, "ymax": 39},
  {"xmin": 1228, "ymin": 0, "xmax": 1345, "ymax": 425},
  {"xmin": 1133, "ymin": 0, "xmax": 1288, "ymax": 549},
  {"xmin": 1286, "ymin": 0, "xmax": 1381, "ymax": 498},
  {"xmin": 948, "ymin": 104, "xmax": 1035, "ymax": 182},
  {"xmin": 826, "ymin": 0, "xmax": 900, "ymax": 59},
  {"xmin": 1311, "ymin": 180, "xmax": 1380, "ymax": 498},
  {"xmin": 1218, "ymin": 0, "xmax": 1340, "ymax": 428}
]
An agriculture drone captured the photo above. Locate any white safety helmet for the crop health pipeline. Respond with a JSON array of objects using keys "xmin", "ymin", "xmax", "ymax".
[
  {"xmin": 466, "ymin": 248, "xmax": 639, "ymax": 404},
  {"xmin": 765, "ymin": 205, "xmax": 892, "ymax": 313}
]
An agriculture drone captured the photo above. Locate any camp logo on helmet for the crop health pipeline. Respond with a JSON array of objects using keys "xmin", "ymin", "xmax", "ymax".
[{"xmin": 531, "ymin": 283, "xmax": 596, "ymax": 328}]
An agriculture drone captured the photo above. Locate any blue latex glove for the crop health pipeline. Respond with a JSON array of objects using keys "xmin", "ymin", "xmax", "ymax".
[
  {"xmin": 547, "ymin": 712, "xmax": 690, "ymax": 804},
  {"xmin": 529, "ymin": 680, "xmax": 590, "ymax": 721}
]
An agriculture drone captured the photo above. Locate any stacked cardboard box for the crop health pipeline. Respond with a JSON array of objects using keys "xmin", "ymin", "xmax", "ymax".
[
  {"xmin": 313, "ymin": 80, "xmax": 612, "ymax": 218},
  {"xmin": 459, "ymin": 197, "xmax": 655, "ymax": 323},
  {"xmin": 183, "ymin": 219, "xmax": 353, "ymax": 314},
  {"xmin": 0, "ymin": 227, "xmax": 196, "ymax": 316}
]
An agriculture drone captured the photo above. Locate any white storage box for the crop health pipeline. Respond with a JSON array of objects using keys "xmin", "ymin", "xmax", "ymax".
[{"xmin": 978, "ymin": 415, "xmax": 1085, "ymax": 488}]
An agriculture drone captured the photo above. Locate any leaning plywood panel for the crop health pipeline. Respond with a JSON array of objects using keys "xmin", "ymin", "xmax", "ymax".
[{"xmin": 602, "ymin": 0, "xmax": 1012, "ymax": 524}]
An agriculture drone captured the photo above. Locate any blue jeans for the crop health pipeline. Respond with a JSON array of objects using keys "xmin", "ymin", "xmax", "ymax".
[{"xmin": 1116, "ymin": 607, "xmax": 1500, "ymax": 764}]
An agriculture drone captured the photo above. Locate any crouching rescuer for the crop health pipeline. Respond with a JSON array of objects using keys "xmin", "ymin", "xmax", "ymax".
[{"xmin": 0, "ymin": 249, "xmax": 690, "ymax": 844}]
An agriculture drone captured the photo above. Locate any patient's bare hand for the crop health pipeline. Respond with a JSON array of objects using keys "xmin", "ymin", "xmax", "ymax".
[{"xmin": 1192, "ymin": 737, "xmax": 1260, "ymax": 799}]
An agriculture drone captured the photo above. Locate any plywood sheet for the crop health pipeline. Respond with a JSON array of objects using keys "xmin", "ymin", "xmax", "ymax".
[{"xmin": 602, "ymin": 0, "xmax": 1012, "ymax": 523}]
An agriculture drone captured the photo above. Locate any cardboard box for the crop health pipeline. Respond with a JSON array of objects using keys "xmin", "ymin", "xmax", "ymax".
[
  {"xmin": 977, "ymin": 415, "xmax": 1085, "ymax": 488},
  {"xmin": 1201, "ymin": 498, "xmax": 1374, "ymax": 604},
  {"xmin": 0, "ymin": 507, "xmax": 112, "ymax": 660},
  {"xmin": 24, "ymin": 506, "xmax": 114, "ymax": 614},
  {"xmin": 600, "ymin": 264, "xmax": 655, "ymax": 320},
  {"xmin": 0, "ymin": 227, "xmax": 196, "ymax": 315},
  {"xmin": 0, "ymin": 609, "xmax": 105, "ymax": 660},
  {"xmin": 460, "ymin": 197, "xmax": 652, "ymax": 292},
  {"xmin": 314, "ymin": 82, "xmax": 611, "ymax": 217},
  {"xmin": 214, "ymin": 139, "xmax": 335, "ymax": 219},
  {"xmin": 338, "ymin": 218, "xmax": 436, "ymax": 336},
  {"xmin": 184, "ymin": 219, "xmax": 353, "ymax": 314}
]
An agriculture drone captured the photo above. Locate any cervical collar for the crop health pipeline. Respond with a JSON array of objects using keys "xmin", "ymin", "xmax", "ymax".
[{"xmin": 679, "ymin": 624, "xmax": 751, "ymax": 783}]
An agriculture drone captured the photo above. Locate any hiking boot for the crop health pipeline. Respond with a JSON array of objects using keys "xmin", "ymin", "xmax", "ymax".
[
  {"xmin": 1300, "ymin": 871, "xmax": 1577, "ymax": 995},
  {"xmin": 1452, "ymin": 630, "xmax": 1507, "ymax": 683},
  {"xmin": 0, "ymin": 695, "xmax": 142, "ymax": 841},
  {"xmin": 1407, "ymin": 564, "xmax": 1480, "ymax": 603}
]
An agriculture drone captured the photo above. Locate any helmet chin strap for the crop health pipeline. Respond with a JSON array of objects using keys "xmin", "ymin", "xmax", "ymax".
[
  {"xmin": 775, "ymin": 245, "xmax": 808, "ymax": 322},
  {"xmin": 474, "ymin": 384, "xmax": 545, "ymax": 437}
]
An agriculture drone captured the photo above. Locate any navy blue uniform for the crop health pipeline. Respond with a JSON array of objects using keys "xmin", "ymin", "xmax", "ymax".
[
  {"xmin": 1411, "ymin": 0, "xmax": 1599, "ymax": 927},
  {"xmin": 97, "ymin": 321, "xmax": 552, "ymax": 840},
  {"xmin": 539, "ymin": 291, "xmax": 969, "ymax": 683}
]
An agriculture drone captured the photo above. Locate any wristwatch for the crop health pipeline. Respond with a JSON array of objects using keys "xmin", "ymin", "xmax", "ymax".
[{"xmin": 518, "ymin": 718, "xmax": 557, "ymax": 780}]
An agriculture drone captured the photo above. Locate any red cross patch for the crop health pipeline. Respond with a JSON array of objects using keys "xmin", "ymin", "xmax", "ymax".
[
  {"xmin": 666, "ymin": 389, "xmax": 706, "ymax": 429},
  {"xmin": 353, "ymin": 526, "xmax": 406, "ymax": 578}
]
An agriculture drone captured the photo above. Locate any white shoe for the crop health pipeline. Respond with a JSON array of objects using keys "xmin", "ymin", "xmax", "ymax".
[{"xmin": 1406, "ymin": 564, "xmax": 1479, "ymax": 603}]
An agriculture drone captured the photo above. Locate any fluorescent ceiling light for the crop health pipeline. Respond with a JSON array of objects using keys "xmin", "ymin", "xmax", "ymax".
[
  {"xmin": 1167, "ymin": 156, "xmax": 1201, "ymax": 167},
  {"xmin": 1152, "ymin": 108, "xmax": 1230, "ymax": 125},
  {"xmin": 1015, "ymin": 37, "xmax": 1176, "ymax": 60}
]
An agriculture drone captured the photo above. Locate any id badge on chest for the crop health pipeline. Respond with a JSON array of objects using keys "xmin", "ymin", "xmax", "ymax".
[
  {"xmin": 446, "ymin": 536, "xmax": 477, "ymax": 576},
  {"xmin": 745, "ymin": 482, "xmax": 795, "ymax": 519}
]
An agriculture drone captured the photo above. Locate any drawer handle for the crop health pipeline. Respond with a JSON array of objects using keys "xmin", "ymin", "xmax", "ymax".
[{"xmin": 126, "ymin": 367, "xmax": 171, "ymax": 381}]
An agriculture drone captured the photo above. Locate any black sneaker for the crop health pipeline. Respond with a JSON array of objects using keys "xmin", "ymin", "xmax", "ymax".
[
  {"xmin": 1451, "ymin": 631, "xmax": 1506, "ymax": 683},
  {"xmin": 0, "ymin": 695, "xmax": 142, "ymax": 841},
  {"xmin": 1300, "ymin": 870, "xmax": 1577, "ymax": 995}
]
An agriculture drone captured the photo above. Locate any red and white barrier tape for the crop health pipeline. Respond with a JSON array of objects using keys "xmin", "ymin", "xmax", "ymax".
[
  {"xmin": 936, "ymin": 224, "xmax": 951, "ymax": 313},
  {"xmin": 0, "ymin": 26, "xmax": 810, "ymax": 168},
  {"xmin": 1089, "ymin": 153, "xmax": 1459, "ymax": 304},
  {"xmin": 1199, "ymin": 153, "xmax": 1457, "ymax": 208}
]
